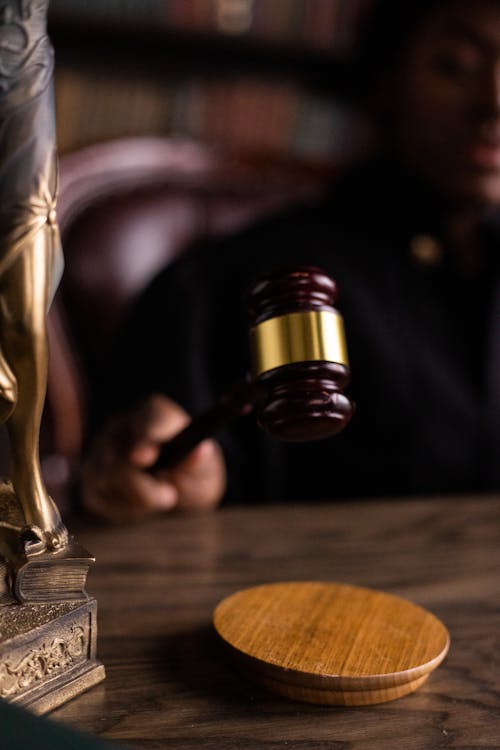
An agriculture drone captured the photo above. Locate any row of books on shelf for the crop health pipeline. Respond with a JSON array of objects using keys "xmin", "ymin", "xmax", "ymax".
[
  {"xmin": 55, "ymin": 68, "xmax": 356, "ymax": 161},
  {"xmin": 49, "ymin": 0, "xmax": 371, "ymax": 55}
]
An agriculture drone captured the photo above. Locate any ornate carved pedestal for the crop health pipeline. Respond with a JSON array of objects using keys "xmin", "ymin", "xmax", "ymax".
[
  {"xmin": 0, "ymin": 598, "xmax": 105, "ymax": 714},
  {"xmin": 0, "ymin": 482, "xmax": 105, "ymax": 713}
]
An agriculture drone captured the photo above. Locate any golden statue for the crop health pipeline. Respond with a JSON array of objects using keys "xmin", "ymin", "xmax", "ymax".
[
  {"xmin": 0, "ymin": 1, "xmax": 104, "ymax": 712},
  {"xmin": 0, "ymin": 0, "xmax": 67, "ymax": 552}
]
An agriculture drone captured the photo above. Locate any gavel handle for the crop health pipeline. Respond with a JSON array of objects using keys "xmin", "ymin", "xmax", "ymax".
[{"xmin": 149, "ymin": 377, "xmax": 255, "ymax": 472}]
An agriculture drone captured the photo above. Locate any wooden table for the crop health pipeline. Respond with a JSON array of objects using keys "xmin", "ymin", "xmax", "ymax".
[{"xmin": 52, "ymin": 495, "xmax": 500, "ymax": 749}]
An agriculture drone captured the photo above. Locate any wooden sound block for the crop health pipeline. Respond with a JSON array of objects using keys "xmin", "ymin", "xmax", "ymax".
[{"xmin": 213, "ymin": 581, "xmax": 450, "ymax": 706}]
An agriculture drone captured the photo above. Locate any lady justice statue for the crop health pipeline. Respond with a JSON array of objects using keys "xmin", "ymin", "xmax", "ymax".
[
  {"xmin": 0, "ymin": 0, "xmax": 67, "ymax": 552},
  {"xmin": 0, "ymin": 3, "xmax": 104, "ymax": 714}
]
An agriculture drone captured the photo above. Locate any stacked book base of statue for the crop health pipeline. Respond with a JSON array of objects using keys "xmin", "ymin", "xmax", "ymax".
[
  {"xmin": 0, "ymin": 482, "xmax": 105, "ymax": 714},
  {"xmin": 214, "ymin": 581, "xmax": 450, "ymax": 706}
]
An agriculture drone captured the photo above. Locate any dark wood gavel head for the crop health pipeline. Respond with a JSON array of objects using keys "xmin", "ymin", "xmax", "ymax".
[
  {"xmin": 246, "ymin": 266, "xmax": 354, "ymax": 441},
  {"xmin": 150, "ymin": 266, "xmax": 355, "ymax": 473}
]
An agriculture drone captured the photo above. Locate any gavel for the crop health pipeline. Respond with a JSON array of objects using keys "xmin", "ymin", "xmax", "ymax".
[{"xmin": 151, "ymin": 266, "xmax": 354, "ymax": 472}]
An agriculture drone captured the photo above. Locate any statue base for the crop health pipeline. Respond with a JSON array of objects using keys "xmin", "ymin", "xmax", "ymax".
[
  {"xmin": 0, "ymin": 596, "xmax": 105, "ymax": 714},
  {"xmin": 0, "ymin": 481, "xmax": 105, "ymax": 713}
]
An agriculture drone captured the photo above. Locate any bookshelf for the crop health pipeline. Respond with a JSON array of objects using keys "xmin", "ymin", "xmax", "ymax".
[{"xmin": 49, "ymin": 0, "xmax": 369, "ymax": 162}]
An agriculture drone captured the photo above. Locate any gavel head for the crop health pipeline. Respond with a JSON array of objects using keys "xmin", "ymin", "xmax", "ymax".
[{"xmin": 246, "ymin": 266, "xmax": 354, "ymax": 441}]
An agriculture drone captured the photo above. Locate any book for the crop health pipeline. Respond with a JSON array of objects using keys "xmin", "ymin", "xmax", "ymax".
[{"xmin": 0, "ymin": 482, "xmax": 93, "ymax": 603}]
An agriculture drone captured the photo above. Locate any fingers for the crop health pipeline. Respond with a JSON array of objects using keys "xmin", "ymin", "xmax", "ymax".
[
  {"xmin": 81, "ymin": 394, "xmax": 226, "ymax": 522},
  {"xmin": 82, "ymin": 459, "xmax": 178, "ymax": 523},
  {"xmin": 81, "ymin": 395, "xmax": 183, "ymax": 522}
]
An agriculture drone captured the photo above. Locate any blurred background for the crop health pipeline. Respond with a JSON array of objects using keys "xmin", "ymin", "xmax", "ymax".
[
  {"xmin": 49, "ymin": 0, "xmax": 368, "ymax": 163},
  {"xmin": 1, "ymin": 1, "xmax": 373, "ymax": 510}
]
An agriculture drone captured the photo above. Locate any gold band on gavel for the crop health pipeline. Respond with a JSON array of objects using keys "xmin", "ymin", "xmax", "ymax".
[{"xmin": 250, "ymin": 310, "xmax": 349, "ymax": 377}]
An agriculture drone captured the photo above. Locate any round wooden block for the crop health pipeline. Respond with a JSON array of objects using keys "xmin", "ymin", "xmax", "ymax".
[{"xmin": 213, "ymin": 581, "xmax": 450, "ymax": 706}]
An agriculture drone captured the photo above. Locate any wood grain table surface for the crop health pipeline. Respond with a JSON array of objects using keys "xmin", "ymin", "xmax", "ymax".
[{"xmin": 51, "ymin": 494, "xmax": 500, "ymax": 749}]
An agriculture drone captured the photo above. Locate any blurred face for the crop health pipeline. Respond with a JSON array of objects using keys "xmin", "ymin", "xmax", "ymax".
[{"xmin": 392, "ymin": 0, "xmax": 500, "ymax": 206}]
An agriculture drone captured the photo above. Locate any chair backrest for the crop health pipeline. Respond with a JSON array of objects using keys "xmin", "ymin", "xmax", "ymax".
[{"xmin": 44, "ymin": 136, "xmax": 326, "ymax": 506}]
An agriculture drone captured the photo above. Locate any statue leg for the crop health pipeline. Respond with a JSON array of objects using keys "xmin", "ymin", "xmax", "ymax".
[{"xmin": 0, "ymin": 230, "xmax": 67, "ymax": 550}]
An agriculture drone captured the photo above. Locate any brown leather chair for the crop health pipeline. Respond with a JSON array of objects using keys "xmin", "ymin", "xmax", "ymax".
[{"xmin": 43, "ymin": 136, "xmax": 326, "ymax": 507}]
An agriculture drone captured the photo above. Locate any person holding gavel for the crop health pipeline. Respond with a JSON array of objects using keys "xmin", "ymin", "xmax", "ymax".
[{"xmin": 82, "ymin": 0, "xmax": 500, "ymax": 521}]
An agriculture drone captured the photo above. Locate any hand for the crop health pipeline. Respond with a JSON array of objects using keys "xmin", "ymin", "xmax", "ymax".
[{"xmin": 81, "ymin": 394, "xmax": 226, "ymax": 522}]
